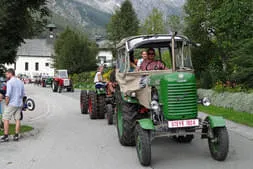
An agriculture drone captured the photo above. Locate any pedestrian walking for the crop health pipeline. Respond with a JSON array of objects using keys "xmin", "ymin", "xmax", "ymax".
[{"xmin": 0, "ymin": 69, "xmax": 25, "ymax": 142}]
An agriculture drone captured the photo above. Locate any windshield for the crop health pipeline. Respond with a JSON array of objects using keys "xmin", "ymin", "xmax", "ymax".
[
  {"xmin": 175, "ymin": 41, "xmax": 193, "ymax": 70},
  {"xmin": 57, "ymin": 71, "xmax": 68, "ymax": 78}
]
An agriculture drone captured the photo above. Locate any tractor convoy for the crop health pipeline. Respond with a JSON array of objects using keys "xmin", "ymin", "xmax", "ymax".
[{"xmin": 80, "ymin": 34, "xmax": 229, "ymax": 166}]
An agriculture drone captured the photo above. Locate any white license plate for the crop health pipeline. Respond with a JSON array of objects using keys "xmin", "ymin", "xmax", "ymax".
[{"xmin": 168, "ymin": 119, "xmax": 199, "ymax": 128}]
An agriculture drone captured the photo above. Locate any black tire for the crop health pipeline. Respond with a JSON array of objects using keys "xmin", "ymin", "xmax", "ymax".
[
  {"xmin": 80, "ymin": 90, "xmax": 88, "ymax": 114},
  {"xmin": 52, "ymin": 81, "xmax": 58, "ymax": 92},
  {"xmin": 88, "ymin": 91, "xmax": 97, "ymax": 120},
  {"xmin": 97, "ymin": 95, "xmax": 106, "ymax": 119},
  {"xmin": 42, "ymin": 81, "xmax": 46, "ymax": 87},
  {"xmin": 58, "ymin": 86, "xmax": 62, "ymax": 93},
  {"xmin": 208, "ymin": 127, "xmax": 229, "ymax": 161},
  {"xmin": 26, "ymin": 98, "xmax": 35, "ymax": 111},
  {"xmin": 135, "ymin": 123, "xmax": 151, "ymax": 166},
  {"xmin": 106, "ymin": 104, "xmax": 114, "ymax": 125},
  {"xmin": 173, "ymin": 135, "xmax": 194, "ymax": 143}
]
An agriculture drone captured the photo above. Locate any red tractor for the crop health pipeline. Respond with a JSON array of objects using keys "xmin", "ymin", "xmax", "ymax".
[{"xmin": 52, "ymin": 70, "xmax": 74, "ymax": 93}]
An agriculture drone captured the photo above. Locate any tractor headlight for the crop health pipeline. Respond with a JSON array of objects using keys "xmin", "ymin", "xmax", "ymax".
[
  {"xmin": 151, "ymin": 100, "xmax": 159, "ymax": 110},
  {"xmin": 130, "ymin": 92, "xmax": 136, "ymax": 98},
  {"xmin": 202, "ymin": 97, "xmax": 211, "ymax": 107}
]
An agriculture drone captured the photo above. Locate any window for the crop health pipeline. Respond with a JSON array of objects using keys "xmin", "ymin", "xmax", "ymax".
[
  {"xmin": 45, "ymin": 63, "xmax": 49, "ymax": 67},
  {"xmin": 35, "ymin": 62, "xmax": 39, "ymax": 71},
  {"xmin": 25, "ymin": 62, "xmax": 29, "ymax": 71}
]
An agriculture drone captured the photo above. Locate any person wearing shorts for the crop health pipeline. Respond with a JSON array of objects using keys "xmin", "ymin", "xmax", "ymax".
[{"xmin": 0, "ymin": 69, "xmax": 25, "ymax": 142}]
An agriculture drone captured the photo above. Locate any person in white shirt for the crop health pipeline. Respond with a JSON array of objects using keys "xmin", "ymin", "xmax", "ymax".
[
  {"xmin": 137, "ymin": 51, "xmax": 148, "ymax": 71},
  {"xmin": 94, "ymin": 65, "xmax": 106, "ymax": 88}
]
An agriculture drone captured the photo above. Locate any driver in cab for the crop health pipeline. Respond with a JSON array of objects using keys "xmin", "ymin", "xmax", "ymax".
[{"xmin": 139, "ymin": 48, "xmax": 167, "ymax": 71}]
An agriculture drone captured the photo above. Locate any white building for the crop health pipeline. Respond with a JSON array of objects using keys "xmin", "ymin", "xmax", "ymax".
[
  {"xmin": 96, "ymin": 39, "xmax": 114, "ymax": 67},
  {"xmin": 5, "ymin": 39, "xmax": 55, "ymax": 77}
]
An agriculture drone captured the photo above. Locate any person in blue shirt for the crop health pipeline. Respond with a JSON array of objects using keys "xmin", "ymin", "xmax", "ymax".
[{"xmin": 0, "ymin": 69, "xmax": 25, "ymax": 142}]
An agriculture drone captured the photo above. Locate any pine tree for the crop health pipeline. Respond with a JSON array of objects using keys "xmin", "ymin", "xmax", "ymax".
[
  {"xmin": 141, "ymin": 8, "xmax": 166, "ymax": 34},
  {"xmin": 107, "ymin": 0, "xmax": 139, "ymax": 45}
]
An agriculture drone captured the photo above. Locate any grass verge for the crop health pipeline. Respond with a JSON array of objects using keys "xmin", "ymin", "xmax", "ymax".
[
  {"xmin": 0, "ymin": 124, "xmax": 33, "ymax": 136},
  {"xmin": 199, "ymin": 105, "xmax": 253, "ymax": 127}
]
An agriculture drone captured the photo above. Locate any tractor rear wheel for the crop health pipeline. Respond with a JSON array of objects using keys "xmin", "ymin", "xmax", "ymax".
[
  {"xmin": 88, "ymin": 91, "xmax": 97, "ymax": 120},
  {"xmin": 208, "ymin": 127, "xmax": 229, "ymax": 161},
  {"xmin": 97, "ymin": 95, "xmax": 106, "ymax": 119},
  {"xmin": 135, "ymin": 123, "xmax": 151, "ymax": 166},
  {"xmin": 116, "ymin": 92, "xmax": 143, "ymax": 146},
  {"xmin": 80, "ymin": 90, "xmax": 88, "ymax": 114},
  {"xmin": 106, "ymin": 104, "xmax": 114, "ymax": 125}
]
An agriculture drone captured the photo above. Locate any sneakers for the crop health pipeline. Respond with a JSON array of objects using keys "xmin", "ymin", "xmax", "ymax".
[
  {"xmin": 0, "ymin": 134, "xmax": 19, "ymax": 142},
  {"xmin": 13, "ymin": 134, "xmax": 19, "ymax": 141},
  {"xmin": 0, "ymin": 135, "xmax": 9, "ymax": 142}
]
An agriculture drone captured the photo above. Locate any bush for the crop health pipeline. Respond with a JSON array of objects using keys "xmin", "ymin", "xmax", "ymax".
[{"xmin": 198, "ymin": 89, "xmax": 253, "ymax": 114}]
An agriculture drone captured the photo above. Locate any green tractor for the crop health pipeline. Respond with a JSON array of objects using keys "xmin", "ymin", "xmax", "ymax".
[
  {"xmin": 41, "ymin": 76, "xmax": 53, "ymax": 87},
  {"xmin": 80, "ymin": 87, "xmax": 106, "ymax": 120},
  {"xmin": 115, "ymin": 34, "xmax": 229, "ymax": 166}
]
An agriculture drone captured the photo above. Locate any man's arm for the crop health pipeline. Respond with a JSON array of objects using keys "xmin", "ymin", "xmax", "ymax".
[{"xmin": 5, "ymin": 81, "xmax": 12, "ymax": 105}]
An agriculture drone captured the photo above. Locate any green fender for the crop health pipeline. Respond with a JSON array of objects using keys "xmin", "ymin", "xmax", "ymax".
[
  {"xmin": 137, "ymin": 119, "xmax": 155, "ymax": 130},
  {"xmin": 206, "ymin": 116, "xmax": 226, "ymax": 128},
  {"xmin": 121, "ymin": 93, "xmax": 138, "ymax": 104},
  {"xmin": 96, "ymin": 88, "xmax": 106, "ymax": 95}
]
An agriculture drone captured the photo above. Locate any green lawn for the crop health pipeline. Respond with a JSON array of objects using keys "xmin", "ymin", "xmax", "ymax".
[
  {"xmin": 0, "ymin": 124, "xmax": 33, "ymax": 136},
  {"xmin": 199, "ymin": 105, "xmax": 253, "ymax": 127}
]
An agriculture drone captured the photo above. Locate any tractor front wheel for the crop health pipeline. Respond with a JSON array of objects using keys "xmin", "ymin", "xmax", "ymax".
[
  {"xmin": 135, "ymin": 123, "xmax": 151, "ymax": 166},
  {"xmin": 52, "ymin": 81, "xmax": 58, "ymax": 92},
  {"xmin": 208, "ymin": 127, "xmax": 229, "ymax": 161}
]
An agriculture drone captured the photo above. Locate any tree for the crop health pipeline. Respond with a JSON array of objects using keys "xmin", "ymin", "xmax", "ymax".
[
  {"xmin": 141, "ymin": 8, "xmax": 166, "ymax": 34},
  {"xmin": 184, "ymin": 0, "xmax": 253, "ymax": 86},
  {"xmin": 167, "ymin": 15, "xmax": 184, "ymax": 34},
  {"xmin": 0, "ymin": 0, "xmax": 49, "ymax": 64},
  {"xmin": 107, "ymin": 0, "xmax": 139, "ymax": 44},
  {"xmin": 231, "ymin": 39, "xmax": 253, "ymax": 88},
  {"xmin": 54, "ymin": 28, "xmax": 98, "ymax": 74}
]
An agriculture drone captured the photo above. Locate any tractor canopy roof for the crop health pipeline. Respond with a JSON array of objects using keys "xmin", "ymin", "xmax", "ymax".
[{"xmin": 116, "ymin": 34, "xmax": 190, "ymax": 51}]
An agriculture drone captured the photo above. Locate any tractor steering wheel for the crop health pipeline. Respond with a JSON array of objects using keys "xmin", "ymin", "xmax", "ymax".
[{"xmin": 146, "ymin": 60, "xmax": 166, "ymax": 71}]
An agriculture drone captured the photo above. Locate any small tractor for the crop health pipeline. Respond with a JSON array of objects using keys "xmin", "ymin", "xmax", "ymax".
[
  {"xmin": 80, "ymin": 85, "xmax": 116, "ymax": 124},
  {"xmin": 41, "ymin": 76, "xmax": 53, "ymax": 88},
  {"xmin": 52, "ymin": 70, "xmax": 74, "ymax": 93},
  {"xmin": 115, "ymin": 34, "xmax": 229, "ymax": 166}
]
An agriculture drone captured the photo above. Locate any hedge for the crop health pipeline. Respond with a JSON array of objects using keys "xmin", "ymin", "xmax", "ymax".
[{"xmin": 198, "ymin": 89, "xmax": 253, "ymax": 114}]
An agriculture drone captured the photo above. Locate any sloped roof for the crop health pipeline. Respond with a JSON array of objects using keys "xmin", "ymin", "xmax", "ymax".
[{"xmin": 17, "ymin": 39, "xmax": 54, "ymax": 57}]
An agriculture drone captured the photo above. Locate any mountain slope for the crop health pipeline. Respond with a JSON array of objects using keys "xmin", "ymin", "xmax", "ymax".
[{"xmin": 48, "ymin": 0, "xmax": 185, "ymax": 35}]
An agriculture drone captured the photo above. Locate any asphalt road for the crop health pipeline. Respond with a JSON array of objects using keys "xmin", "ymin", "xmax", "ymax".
[{"xmin": 0, "ymin": 85, "xmax": 252, "ymax": 169}]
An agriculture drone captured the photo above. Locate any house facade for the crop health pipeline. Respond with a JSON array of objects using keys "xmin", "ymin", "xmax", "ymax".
[
  {"xmin": 5, "ymin": 39, "xmax": 55, "ymax": 78},
  {"xmin": 96, "ymin": 39, "xmax": 114, "ymax": 67}
]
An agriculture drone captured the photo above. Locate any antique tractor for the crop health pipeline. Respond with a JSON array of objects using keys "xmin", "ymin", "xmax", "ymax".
[
  {"xmin": 41, "ymin": 76, "xmax": 53, "ymax": 87},
  {"xmin": 80, "ymin": 88, "xmax": 106, "ymax": 120},
  {"xmin": 52, "ymin": 70, "xmax": 74, "ymax": 93},
  {"xmin": 80, "ymin": 85, "xmax": 116, "ymax": 123},
  {"xmin": 115, "ymin": 34, "xmax": 229, "ymax": 166}
]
